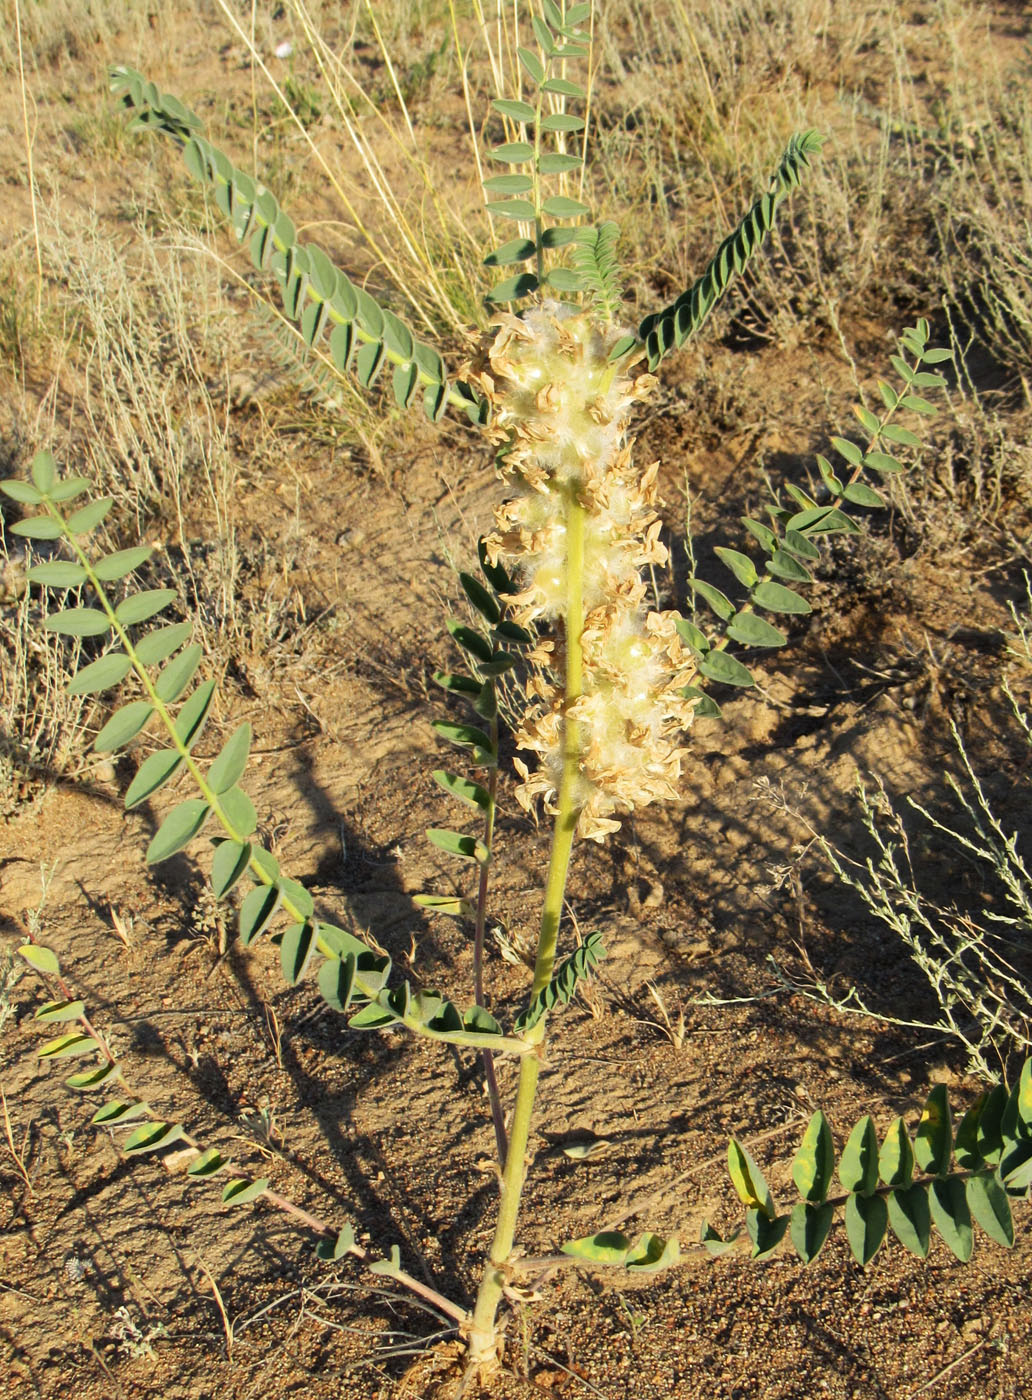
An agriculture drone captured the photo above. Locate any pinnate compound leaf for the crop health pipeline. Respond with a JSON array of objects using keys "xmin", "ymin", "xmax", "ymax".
[
  {"xmin": 19, "ymin": 944, "xmax": 60, "ymax": 975},
  {"xmin": 115, "ymin": 589, "xmax": 177, "ymax": 626},
  {"xmin": 28, "ymin": 560, "xmax": 87, "ymax": 587},
  {"xmin": 92, "ymin": 546, "xmax": 154, "ymax": 581},
  {"xmin": 68, "ymin": 651, "xmax": 133, "ymax": 696},
  {"xmin": 124, "ymin": 749, "xmax": 183, "ymax": 809},
  {"xmin": 966, "ymin": 1170, "xmax": 1014, "ymax": 1248},
  {"xmin": 789, "ymin": 1200, "xmax": 834, "ymax": 1263},
  {"xmin": 207, "ymin": 723, "xmax": 252, "ymax": 794},
  {"xmin": 728, "ymin": 1139, "xmax": 775, "ymax": 1218},
  {"xmin": 792, "ymin": 1111, "xmax": 835, "ymax": 1203},
  {"xmin": 915, "ymin": 1085, "xmax": 952, "ymax": 1177},
  {"xmin": 879, "ymin": 1117, "xmax": 915, "ymax": 1188},
  {"xmin": 65, "ymin": 1061, "xmax": 120, "ymax": 1090},
  {"xmin": 134, "ymin": 621, "xmax": 193, "ymax": 666},
  {"xmin": 94, "ymin": 700, "xmax": 155, "ymax": 753},
  {"xmin": 745, "ymin": 1208, "xmax": 789, "ymax": 1259},
  {"xmin": 146, "ymin": 798, "xmax": 211, "ymax": 864},
  {"xmin": 845, "ymin": 1192, "xmax": 888, "ymax": 1265},
  {"xmin": 222, "ymin": 1177, "xmax": 269, "ymax": 1206},
  {"xmin": 39, "ymin": 1033, "xmax": 99, "ymax": 1058},
  {"xmin": 154, "ymin": 645, "xmax": 202, "ymax": 703},
  {"xmin": 929, "ymin": 1176, "xmax": 973, "ymax": 1261},
  {"xmin": 124, "ymin": 1121, "xmax": 185, "ymax": 1155},
  {"xmin": 44, "ymin": 607, "xmax": 111, "ymax": 637},
  {"xmin": 888, "ymin": 1183, "xmax": 931, "ymax": 1257},
  {"xmin": 839, "ymin": 1116, "xmax": 880, "ymax": 1195}
]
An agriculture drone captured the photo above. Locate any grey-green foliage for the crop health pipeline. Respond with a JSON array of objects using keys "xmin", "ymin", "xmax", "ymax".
[
  {"xmin": 0, "ymin": 454, "xmax": 533, "ymax": 1057},
  {"xmin": 562, "ymin": 1062, "xmax": 1032, "ymax": 1272},
  {"xmin": 676, "ymin": 319, "xmax": 951, "ymax": 717}
]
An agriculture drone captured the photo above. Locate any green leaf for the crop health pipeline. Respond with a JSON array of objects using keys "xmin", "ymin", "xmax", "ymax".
[
  {"xmin": 115, "ymin": 589, "xmax": 177, "ymax": 626},
  {"xmin": 186, "ymin": 1147, "xmax": 226, "ymax": 1179},
  {"xmin": 211, "ymin": 839, "xmax": 251, "ymax": 899},
  {"xmin": 880, "ymin": 423, "xmax": 921, "ymax": 448},
  {"xmin": 541, "ymin": 195, "xmax": 591, "ymax": 218},
  {"xmin": 35, "ymin": 998, "xmax": 85, "ymax": 1023},
  {"xmin": 174, "ymin": 679, "xmax": 216, "ymax": 749},
  {"xmin": 541, "ymin": 76, "xmax": 585, "ymax": 97},
  {"xmin": 492, "ymin": 97, "xmax": 536, "ymax": 122},
  {"xmin": 745, "ymin": 1208, "xmax": 789, "ymax": 1260},
  {"xmin": 217, "ymin": 784, "xmax": 257, "ymax": 837},
  {"xmin": 91, "ymin": 1100, "xmax": 150, "ymax": 1125},
  {"xmin": 369, "ymin": 1244, "xmax": 403, "ymax": 1277},
  {"xmin": 483, "ymin": 174, "xmax": 534, "ymax": 194},
  {"xmin": 65, "ymin": 1061, "xmax": 120, "ymax": 1090},
  {"xmin": 929, "ymin": 1176, "xmax": 973, "ymax": 1261},
  {"xmin": 540, "ymin": 112, "xmax": 584, "ymax": 132},
  {"xmin": 680, "ymin": 685, "xmax": 722, "ymax": 718},
  {"xmin": 830, "ymin": 435, "xmax": 863, "ymax": 466},
  {"xmin": 839, "ymin": 1116, "xmax": 879, "ymax": 1195},
  {"xmin": 625, "ymin": 1233, "xmax": 680, "ymax": 1272},
  {"xmin": 953, "ymin": 1093, "xmax": 988, "ymax": 1171},
  {"xmin": 888, "ymin": 1183, "xmax": 931, "ymax": 1257},
  {"xmin": 853, "ymin": 404, "xmax": 881, "ymax": 434},
  {"xmin": 146, "ymin": 798, "xmax": 211, "ymax": 864},
  {"xmin": 44, "ymin": 607, "xmax": 112, "ymax": 637},
  {"xmin": 699, "ymin": 1220, "xmax": 740, "ymax": 1256},
  {"xmin": 316, "ymin": 1223, "xmax": 356, "ymax": 1261},
  {"xmin": 538, "ymin": 151, "xmax": 582, "ymax": 175},
  {"xmin": 517, "ymin": 46, "xmax": 545, "ymax": 83},
  {"xmin": 123, "ymin": 1121, "xmax": 185, "ymax": 1155},
  {"xmin": 433, "ymin": 671, "xmax": 480, "ymax": 696},
  {"xmin": 486, "ymin": 199, "xmax": 538, "ymax": 221},
  {"xmin": 447, "ymin": 619, "xmax": 494, "ymax": 664},
  {"xmin": 221, "ymin": 1177, "xmax": 269, "ymax": 1206},
  {"xmin": 768, "ymin": 549, "xmax": 812, "ymax": 583},
  {"xmin": 27, "ymin": 560, "xmax": 87, "ymax": 587},
  {"xmin": 491, "ymin": 141, "xmax": 535, "ymax": 163},
  {"xmin": 279, "ymin": 877, "xmax": 314, "ymax": 919},
  {"xmin": 752, "ymin": 580, "xmax": 812, "ymax": 615},
  {"xmin": 39, "ymin": 1033, "xmax": 100, "ymax": 1059},
  {"xmin": 844, "ymin": 1192, "xmax": 888, "ymax": 1265},
  {"xmin": 30, "ymin": 450, "xmax": 57, "ymax": 492},
  {"xmin": 92, "ymin": 546, "xmax": 154, "ymax": 582},
  {"xmin": 674, "ymin": 617, "xmax": 710, "ymax": 654},
  {"xmin": 879, "ymin": 1117, "xmax": 915, "ymax": 1188},
  {"xmin": 239, "ymin": 883, "xmax": 280, "ymax": 946},
  {"xmin": 18, "ymin": 944, "xmax": 60, "ymax": 976},
  {"xmin": 318, "ymin": 953, "xmax": 357, "ymax": 1014},
  {"xmin": 486, "ymin": 273, "xmax": 540, "ymax": 303},
  {"xmin": 94, "ymin": 700, "xmax": 156, "ymax": 753},
  {"xmin": 355, "ymin": 340, "xmax": 385, "ymax": 387},
  {"xmin": 975, "ymin": 1084, "xmax": 1008, "ymax": 1163},
  {"xmin": 791, "ymin": 1111, "xmax": 835, "ymax": 1203},
  {"xmin": 899, "ymin": 394, "xmax": 937, "ymax": 416},
  {"xmin": 966, "ymin": 1170, "xmax": 1014, "ymax": 1248},
  {"xmin": 0, "ymin": 478, "xmax": 43, "ymax": 505},
  {"xmin": 698, "ymin": 651, "xmax": 754, "ymax": 687},
  {"xmin": 432, "ymin": 721, "xmax": 496, "ymax": 765},
  {"xmin": 727, "ymin": 1139, "xmax": 775, "ymax": 1219},
  {"xmin": 207, "ymin": 723, "xmax": 252, "ymax": 794},
  {"xmin": 426, "ymin": 829, "xmax": 488, "ymax": 863},
  {"xmin": 726, "ymin": 612, "xmax": 787, "ymax": 648},
  {"xmin": 12, "ymin": 515, "xmax": 63, "ymax": 540},
  {"xmin": 689, "ymin": 579, "xmax": 734, "ymax": 621},
  {"xmin": 280, "ymin": 921, "xmax": 317, "ymax": 985},
  {"xmin": 714, "ymin": 547, "xmax": 757, "ymax": 589},
  {"xmin": 863, "ymin": 450, "xmax": 904, "ymax": 474},
  {"xmin": 842, "ymin": 482, "xmax": 885, "ymax": 507},
  {"xmin": 124, "ymin": 748, "xmax": 183, "ymax": 809},
  {"xmin": 66, "ymin": 497, "xmax": 114, "ymax": 534},
  {"xmin": 789, "ymin": 1200, "xmax": 834, "ymax": 1263},
  {"xmin": 134, "ymin": 621, "xmax": 193, "ymax": 666},
  {"xmin": 68, "ymin": 651, "xmax": 133, "ymax": 696},
  {"xmin": 914, "ymin": 1085, "xmax": 952, "ymax": 1177},
  {"xmin": 413, "ymin": 893, "xmax": 475, "ymax": 918},
  {"xmin": 459, "ymin": 572, "xmax": 502, "ymax": 624},
  {"xmin": 561, "ymin": 1230, "xmax": 633, "ymax": 1264},
  {"xmin": 153, "ymin": 645, "xmax": 202, "ymax": 703},
  {"xmin": 432, "ymin": 770, "xmax": 490, "ymax": 811}
]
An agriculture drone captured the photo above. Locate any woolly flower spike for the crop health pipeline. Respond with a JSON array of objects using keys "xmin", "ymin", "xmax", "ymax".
[{"xmin": 470, "ymin": 300, "xmax": 698, "ymax": 842}]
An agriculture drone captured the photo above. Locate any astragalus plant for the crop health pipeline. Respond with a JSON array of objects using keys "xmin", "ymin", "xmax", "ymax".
[{"xmin": 6, "ymin": 1, "xmax": 1032, "ymax": 1387}]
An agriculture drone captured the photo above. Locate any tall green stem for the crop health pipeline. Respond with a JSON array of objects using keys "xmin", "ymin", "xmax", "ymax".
[{"xmin": 466, "ymin": 489, "xmax": 586, "ymax": 1367}]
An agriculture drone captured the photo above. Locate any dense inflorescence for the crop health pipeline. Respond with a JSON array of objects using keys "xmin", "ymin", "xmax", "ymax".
[{"xmin": 467, "ymin": 301, "xmax": 698, "ymax": 841}]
